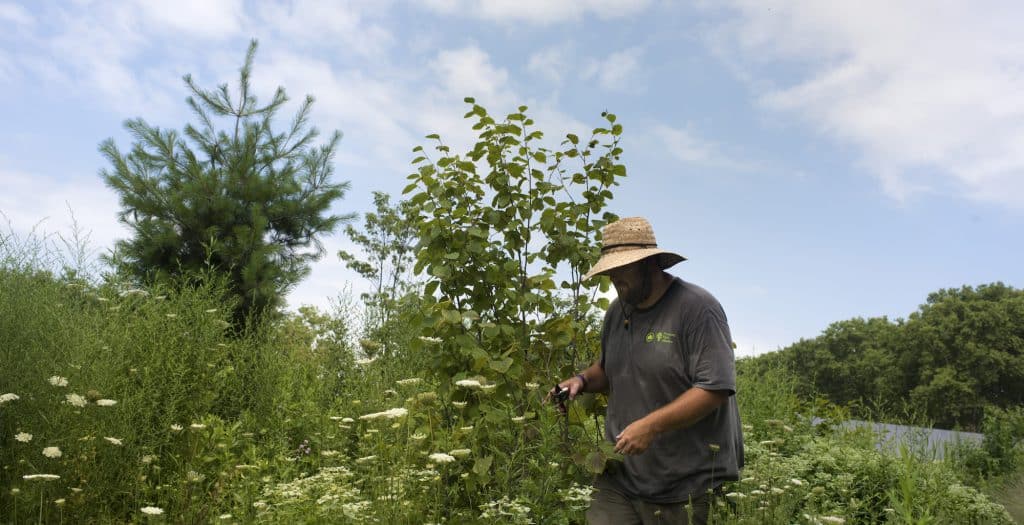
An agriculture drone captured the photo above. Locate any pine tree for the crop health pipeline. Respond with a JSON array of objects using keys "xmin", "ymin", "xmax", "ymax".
[{"xmin": 101, "ymin": 40, "xmax": 353, "ymax": 327}]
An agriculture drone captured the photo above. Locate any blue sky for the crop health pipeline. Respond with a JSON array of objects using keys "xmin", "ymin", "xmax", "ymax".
[{"xmin": 2, "ymin": 1, "xmax": 1022, "ymax": 356}]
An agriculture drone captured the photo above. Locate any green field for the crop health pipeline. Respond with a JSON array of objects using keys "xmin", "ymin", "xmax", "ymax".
[{"xmin": 1, "ymin": 257, "xmax": 1017, "ymax": 524}]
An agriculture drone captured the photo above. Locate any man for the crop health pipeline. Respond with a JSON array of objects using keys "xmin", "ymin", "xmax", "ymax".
[{"xmin": 553, "ymin": 216, "xmax": 744, "ymax": 525}]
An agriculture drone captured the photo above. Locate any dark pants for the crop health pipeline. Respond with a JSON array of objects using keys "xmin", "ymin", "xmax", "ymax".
[{"xmin": 585, "ymin": 477, "xmax": 712, "ymax": 525}]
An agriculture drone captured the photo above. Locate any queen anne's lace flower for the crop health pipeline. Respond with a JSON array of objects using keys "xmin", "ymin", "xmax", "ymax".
[
  {"xmin": 42, "ymin": 447, "xmax": 62, "ymax": 459},
  {"xmin": 23, "ymin": 474, "xmax": 60, "ymax": 481},
  {"xmin": 48, "ymin": 376, "xmax": 69, "ymax": 387},
  {"xmin": 429, "ymin": 452, "xmax": 456, "ymax": 464},
  {"xmin": 358, "ymin": 408, "xmax": 408, "ymax": 420},
  {"xmin": 96, "ymin": 399, "xmax": 117, "ymax": 406},
  {"xmin": 1, "ymin": 393, "xmax": 21, "ymax": 403},
  {"xmin": 15, "ymin": 432, "xmax": 32, "ymax": 442},
  {"xmin": 65, "ymin": 393, "xmax": 87, "ymax": 407},
  {"xmin": 140, "ymin": 506, "xmax": 164, "ymax": 515}
]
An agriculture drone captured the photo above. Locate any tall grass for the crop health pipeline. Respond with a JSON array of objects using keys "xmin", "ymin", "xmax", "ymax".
[{"xmin": 1, "ymin": 230, "xmax": 1016, "ymax": 523}]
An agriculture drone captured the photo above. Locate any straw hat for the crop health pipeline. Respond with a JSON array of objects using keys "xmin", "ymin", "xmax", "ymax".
[{"xmin": 583, "ymin": 217, "xmax": 686, "ymax": 280}]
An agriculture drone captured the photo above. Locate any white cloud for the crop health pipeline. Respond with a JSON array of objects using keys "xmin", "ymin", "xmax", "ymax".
[
  {"xmin": 582, "ymin": 47, "xmax": 644, "ymax": 92},
  {"xmin": 0, "ymin": 169, "xmax": 126, "ymax": 269},
  {"xmin": 431, "ymin": 45, "xmax": 510, "ymax": 101},
  {"xmin": 708, "ymin": 0, "xmax": 1024, "ymax": 208},
  {"xmin": 419, "ymin": 0, "xmax": 651, "ymax": 23},
  {"xmin": 132, "ymin": 0, "xmax": 245, "ymax": 40},
  {"xmin": 651, "ymin": 123, "xmax": 719, "ymax": 164},
  {"xmin": 0, "ymin": 3, "xmax": 33, "ymax": 26},
  {"xmin": 527, "ymin": 44, "xmax": 571, "ymax": 85},
  {"xmin": 253, "ymin": 0, "xmax": 394, "ymax": 58}
]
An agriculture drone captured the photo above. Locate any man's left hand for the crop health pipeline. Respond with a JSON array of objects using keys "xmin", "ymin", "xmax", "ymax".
[{"xmin": 614, "ymin": 419, "xmax": 656, "ymax": 455}]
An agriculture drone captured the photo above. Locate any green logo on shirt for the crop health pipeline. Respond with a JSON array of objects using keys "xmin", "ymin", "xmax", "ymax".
[{"xmin": 645, "ymin": 331, "xmax": 677, "ymax": 344}]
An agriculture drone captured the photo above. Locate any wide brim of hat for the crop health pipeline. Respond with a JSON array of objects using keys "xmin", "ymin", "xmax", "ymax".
[{"xmin": 583, "ymin": 249, "xmax": 686, "ymax": 281}]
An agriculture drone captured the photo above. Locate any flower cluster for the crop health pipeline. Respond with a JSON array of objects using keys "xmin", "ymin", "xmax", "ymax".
[{"xmin": 358, "ymin": 407, "xmax": 408, "ymax": 420}]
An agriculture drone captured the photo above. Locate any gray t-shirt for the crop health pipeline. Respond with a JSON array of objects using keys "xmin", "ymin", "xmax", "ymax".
[{"xmin": 599, "ymin": 278, "xmax": 744, "ymax": 503}]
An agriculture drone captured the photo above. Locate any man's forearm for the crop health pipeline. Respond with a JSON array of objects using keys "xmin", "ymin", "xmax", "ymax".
[
  {"xmin": 578, "ymin": 362, "xmax": 608, "ymax": 394},
  {"xmin": 643, "ymin": 387, "xmax": 729, "ymax": 434}
]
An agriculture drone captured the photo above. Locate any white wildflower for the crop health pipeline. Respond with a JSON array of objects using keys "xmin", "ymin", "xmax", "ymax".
[
  {"xmin": 449, "ymin": 448, "xmax": 471, "ymax": 458},
  {"xmin": 418, "ymin": 336, "xmax": 442, "ymax": 344},
  {"xmin": 356, "ymin": 455, "xmax": 377, "ymax": 464},
  {"xmin": 205, "ymin": 308, "xmax": 218, "ymax": 313},
  {"xmin": 15, "ymin": 432, "xmax": 32, "ymax": 442},
  {"xmin": 170, "ymin": 424, "xmax": 183, "ymax": 432},
  {"xmin": 525, "ymin": 382, "xmax": 539, "ymax": 389},
  {"xmin": 459, "ymin": 425, "xmax": 474, "ymax": 431},
  {"xmin": 358, "ymin": 407, "xmax": 408, "ymax": 420},
  {"xmin": 429, "ymin": 452, "xmax": 456, "ymax": 464},
  {"xmin": 820, "ymin": 517, "xmax": 846, "ymax": 524},
  {"xmin": 65, "ymin": 393, "xmax": 87, "ymax": 407},
  {"xmin": 190, "ymin": 423, "xmax": 206, "ymax": 430},
  {"xmin": 790, "ymin": 478, "xmax": 804, "ymax": 486},
  {"xmin": 0, "ymin": 393, "xmax": 19, "ymax": 403},
  {"xmin": 49, "ymin": 376, "xmax": 69, "ymax": 387},
  {"xmin": 187, "ymin": 470, "xmax": 205, "ymax": 482},
  {"xmin": 104, "ymin": 437, "xmax": 123, "ymax": 446},
  {"xmin": 219, "ymin": 514, "xmax": 232, "ymax": 520},
  {"xmin": 141, "ymin": 455, "xmax": 157, "ymax": 464},
  {"xmin": 96, "ymin": 399, "xmax": 117, "ymax": 406},
  {"xmin": 342, "ymin": 417, "xmax": 354, "ymax": 423},
  {"xmin": 455, "ymin": 379, "xmax": 482, "ymax": 389},
  {"xmin": 23, "ymin": 474, "xmax": 60, "ymax": 481},
  {"xmin": 396, "ymin": 378, "xmax": 423, "ymax": 386},
  {"xmin": 54, "ymin": 498, "xmax": 66, "ymax": 505},
  {"xmin": 559, "ymin": 482, "xmax": 595, "ymax": 511},
  {"xmin": 511, "ymin": 416, "xmax": 526, "ymax": 422},
  {"xmin": 452, "ymin": 401, "xmax": 467, "ymax": 408},
  {"xmin": 355, "ymin": 357, "xmax": 376, "ymax": 366},
  {"xmin": 411, "ymin": 433, "xmax": 427, "ymax": 441},
  {"xmin": 140, "ymin": 506, "xmax": 164, "ymax": 515},
  {"xmin": 42, "ymin": 446, "xmax": 62, "ymax": 459},
  {"xmin": 480, "ymin": 383, "xmax": 496, "ymax": 391}
]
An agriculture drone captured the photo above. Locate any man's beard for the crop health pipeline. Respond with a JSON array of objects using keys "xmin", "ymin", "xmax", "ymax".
[{"xmin": 619, "ymin": 270, "xmax": 652, "ymax": 307}]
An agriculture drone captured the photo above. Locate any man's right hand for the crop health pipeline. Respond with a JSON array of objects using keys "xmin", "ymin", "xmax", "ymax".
[{"xmin": 545, "ymin": 375, "xmax": 585, "ymax": 411}]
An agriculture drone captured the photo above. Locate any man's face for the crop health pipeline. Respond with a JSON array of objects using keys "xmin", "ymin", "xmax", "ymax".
[{"xmin": 606, "ymin": 259, "xmax": 651, "ymax": 307}]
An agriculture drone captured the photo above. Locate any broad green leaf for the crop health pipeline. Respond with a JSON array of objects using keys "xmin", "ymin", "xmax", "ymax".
[
  {"xmin": 489, "ymin": 357, "xmax": 514, "ymax": 374},
  {"xmin": 585, "ymin": 451, "xmax": 606, "ymax": 474},
  {"xmin": 473, "ymin": 455, "xmax": 493, "ymax": 477}
]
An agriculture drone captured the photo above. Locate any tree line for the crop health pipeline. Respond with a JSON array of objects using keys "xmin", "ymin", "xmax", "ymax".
[{"xmin": 745, "ymin": 282, "xmax": 1024, "ymax": 430}]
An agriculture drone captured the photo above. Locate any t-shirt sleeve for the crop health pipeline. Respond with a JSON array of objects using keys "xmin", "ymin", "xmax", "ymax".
[
  {"xmin": 599, "ymin": 304, "xmax": 614, "ymax": 370},
  {"xmin": 688, "ymin": 306, "xmax": 737, "ymax": 395}
]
